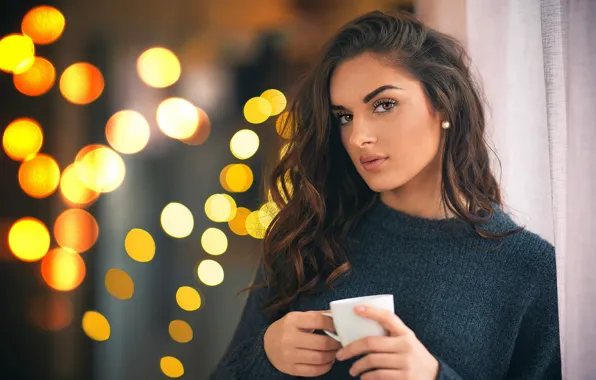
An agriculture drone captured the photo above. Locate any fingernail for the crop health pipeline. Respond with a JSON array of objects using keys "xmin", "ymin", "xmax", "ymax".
[
  {"xmin": 355, "ymin": 306, "xmax": 366, "ymax": 313},
  {"xmin": 336, "ymin": 349, "xmax": 344, "ymax": 360}
]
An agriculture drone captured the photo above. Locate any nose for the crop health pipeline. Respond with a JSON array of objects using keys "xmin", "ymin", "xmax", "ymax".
[{"xmin": 348, "ymin": 120, "xmax": 377, "ymax": 148}]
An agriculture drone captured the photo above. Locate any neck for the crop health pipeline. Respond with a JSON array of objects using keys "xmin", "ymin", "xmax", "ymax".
[{"xmin": 380, "ymin": 150, "xmax": 451, "ymax": 220}]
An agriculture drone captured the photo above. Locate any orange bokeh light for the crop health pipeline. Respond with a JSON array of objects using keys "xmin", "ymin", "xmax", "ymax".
[
  {"xmin": 21, "ymin": 6, "xmax": 66, "ymax": 45},
  {"xmin": 2, "ymin": 118, "xmax": 43, "ymax": 161},
  {"xmin": 105, "ymin": 110, "xmax": 150, "ymax": 154},
  {"xmin": 28, "ymin": 294, "xmax": 73, "ymax": 331},
  {"xmin": 180, "ymin": 107, "xmax": 211, "ymax": 146},
  {"xmin": 137, "ymin": 47, "xmax": 181, "ymax": 88},
  {"xmin": 41, "ymin": 248, "xmax": 86, "ymax": 292},
  {"xmin": 8, "ymin": 217, "xmax": 50, "ymax": 262},
  {"xmin": 59, "ymin": 63, "xmax": 104, "ymax": 105},
  {"xmin": 13, "ymin": 56, "xmax": 56, "ymax": 96},
  {"xmin": 74, "ymin": 144, "xmax": 125, "ymax": 193},
  {"xmin": 276, "ymin": 112, "xmax": 296, "ymax": 140},
  {"xmin": 59, "ymin": 164, "xmax": 100, "ymax": 207},
  {"xmin": 18, "ymin": 153, "xmax": 60, "ymax": 198},
  {"xmin": 156, "ymin": 97, "xmax": 199, "ymax": 140},
  {"xmin": 54, "ymin": 209, "xmax": 99, "ymax": 253},
  {"xmin": 0, "ymin": 34, "xmax": 35, "ymax": 73}
]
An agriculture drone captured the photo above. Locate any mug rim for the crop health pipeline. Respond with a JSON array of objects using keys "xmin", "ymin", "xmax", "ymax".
[{"xmin": 330, "ymin": 294, "xmax": 393, "ymax": 306}]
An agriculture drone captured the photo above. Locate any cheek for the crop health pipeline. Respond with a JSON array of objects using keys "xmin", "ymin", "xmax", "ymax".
[
  {"xmin": 340, "ymin": 130, "xmax": 357, "ymax": 158},
  {"xmin": 386, "ymin": 119, "xmax": 441, "ymax": 172}
]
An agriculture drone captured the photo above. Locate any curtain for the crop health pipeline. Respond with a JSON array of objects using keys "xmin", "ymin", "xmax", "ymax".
[
  {"xmin": 417, "ymin": 0, "xmax": 596, "ymax": 378},
  {"xmin": 550, "ymin": 1, "xmax": 596, "ymax": 378}
]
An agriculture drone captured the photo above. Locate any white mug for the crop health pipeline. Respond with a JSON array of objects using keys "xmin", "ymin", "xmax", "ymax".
[{"xmin": 322, "ymin": 294, "xmax": 394, "ymax": 347}]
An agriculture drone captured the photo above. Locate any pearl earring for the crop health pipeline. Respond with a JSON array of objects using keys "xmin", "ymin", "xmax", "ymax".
[{"xmin": 441, "ymin": 121, "xmax": 450, "ymax": 129}]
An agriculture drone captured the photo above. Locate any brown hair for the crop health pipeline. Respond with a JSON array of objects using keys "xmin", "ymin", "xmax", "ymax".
[{"xmin": 247, "ymin": 10, "xmax": 517, "ymax": 319}]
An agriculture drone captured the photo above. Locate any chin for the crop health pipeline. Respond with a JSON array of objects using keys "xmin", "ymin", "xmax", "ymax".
[{"xmin": 362, "ymin": 176, "xmax": 408, "ymax": 193}]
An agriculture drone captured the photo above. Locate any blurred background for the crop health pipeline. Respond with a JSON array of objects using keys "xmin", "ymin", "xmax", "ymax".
[{"xmin": 0, "ymin": 0, "xmax": 416, "ymax": 379}]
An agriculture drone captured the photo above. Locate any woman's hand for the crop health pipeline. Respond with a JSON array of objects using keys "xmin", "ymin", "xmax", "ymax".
[
  {"xmin": 264, "ymin": 310, "xmax": 342, "ymax": 377},
  {"xmin": 335, "ymin": 305, "xmax": 439, "ymax": 380}
]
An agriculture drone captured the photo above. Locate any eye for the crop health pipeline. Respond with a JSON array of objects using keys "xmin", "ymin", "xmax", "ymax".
[
  {"xmin": 373, "ymin": 99, "xmax": 397, "ymax": 113},
  {"xmin": 335, "ymin": 112, "xmax": 353, "ymax": 126}
]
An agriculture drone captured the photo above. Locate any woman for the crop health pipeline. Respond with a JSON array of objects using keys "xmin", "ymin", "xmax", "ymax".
[{"xmin": 210, "ymin": 9, "xmax": 561, "ymax": 380}]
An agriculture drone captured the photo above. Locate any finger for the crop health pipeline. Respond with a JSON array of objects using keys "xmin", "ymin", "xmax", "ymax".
[
  {"xmin": 337, "ymin": 336, "xmax": 405, "ymax": 361},
  {"xmin": 294, "ymin": 348, "xmax": 337, "ymax": 365},
  {"xmin": 292, "ymin": 311, "xmax": 336, "ymax": 332},
  {"xmin": 321, "ymin": 315, "xmax": 337, "ymax": 333},
  {"xmin": 349, "ymin": 353, "xmax": 405, "ymax": 377},
  {"xmin": 293, "ymin": 331, "xmax": 342, "ymax": 351},
  {"xmin": 293, "ymin": 363, "xmax": 334, "ymax": 378},
  {"xmin": 354, "ymin": 305, "xmax": 411, "ymax": 336},
  {"xmin": 361, "ymin": 369, "xmax": 404, "ymax": 380}
]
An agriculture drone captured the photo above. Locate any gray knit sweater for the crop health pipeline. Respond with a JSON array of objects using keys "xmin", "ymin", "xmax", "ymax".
[{"xmin": 210, "ymin": 201, "xmax": 561, "ymax": 379}]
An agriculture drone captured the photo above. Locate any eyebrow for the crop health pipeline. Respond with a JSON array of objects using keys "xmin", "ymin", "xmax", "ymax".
[{"xmin": 330, "ymin": 85, "xmax": 402, "ymax": 110}]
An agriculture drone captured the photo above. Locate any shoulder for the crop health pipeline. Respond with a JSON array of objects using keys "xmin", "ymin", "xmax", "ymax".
[
  {"xmin": 499, "ymin": 216, "xmax": 557, "ymax": 290},
  {"xmin": 481, "ymin": 206, "xmax": 556, "ymax": 278},
  {"xmin": 505, "ymin": 228, "xmax": 555, "ymax": 269}
]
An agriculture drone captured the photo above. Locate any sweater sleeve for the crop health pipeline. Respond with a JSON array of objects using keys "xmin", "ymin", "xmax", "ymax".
[
  {"xmin": 209, "ymin": 260, "xmax": 294, "ymax": 380},
  {"xmin": 505, "ymin": 248, "xmax": 562, "ymax": 380},
  {"xmin": 436, "ymin": 358, "xmax": 465, "ymax": 380}
]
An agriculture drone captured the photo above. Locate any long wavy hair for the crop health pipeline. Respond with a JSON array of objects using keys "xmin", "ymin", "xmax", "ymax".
[{"xmin": 247, "ymin": 10, "xmax": 518, "ymax": 319}]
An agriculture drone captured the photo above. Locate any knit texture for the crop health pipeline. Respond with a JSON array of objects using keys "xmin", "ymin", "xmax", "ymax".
[{"xmin": 210, "ymin": 200, "xmax": 561, "ymax": 379}]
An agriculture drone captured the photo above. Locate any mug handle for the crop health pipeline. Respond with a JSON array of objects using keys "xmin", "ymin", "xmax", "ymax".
[{"xmin": 321, "ymin": 312, "xmax": 341, "ymax": 342}]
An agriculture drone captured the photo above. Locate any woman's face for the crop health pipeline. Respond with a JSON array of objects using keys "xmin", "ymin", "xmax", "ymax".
[{"xmin": 329, "ymin": 53, "xmax": 444, "ymax": 193}]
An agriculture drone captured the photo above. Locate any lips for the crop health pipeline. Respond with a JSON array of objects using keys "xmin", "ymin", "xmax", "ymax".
[
  {"xmin": 360, "ymin": 155, "xmax": 388, "ymax": 164},
  {"xmin": 359, "ymin": 155, "xmax": 389, "ymax": 171}
]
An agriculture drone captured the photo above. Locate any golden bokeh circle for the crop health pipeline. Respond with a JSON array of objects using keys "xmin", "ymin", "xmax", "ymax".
[{"xmin": 18, "ymin": 154, "xmax": 60, "ymax": 198}]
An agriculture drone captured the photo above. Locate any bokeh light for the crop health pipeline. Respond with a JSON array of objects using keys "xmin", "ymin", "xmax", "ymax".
[
  {"xmin": 205, "ymin": 194, "xmax": 237, "ymax": 223},
  {"xmin": 8, "ymin": 217, "xmax": 50, "ymax": 262},
  {"xmin": 180, "ymin": 107, "xmax": 210, "ymax": 146},
  {"xmin": 176, "ymin": 286, "xmax": 201, "ymax": 311},
  {"xmin": 161, "ymin": 202, "xmax": 194, "ymax": 238},
  {"xmin": 2, "ymin": 118, "xmax": 43, "ymax": 161},
  {"xmin": 261, "ymin": 89, "xmax": 287, "ymax": 116},
  {"xmin": 243, "ymin": 97, "xmax": 272, "ymax": 124},
  {"xmin": 0, "ymin": 34, "xmax": 35, "ymax": 73},
  {"xmin": 230, "ymin": 129, "xmax": 259, "ymax": 160},
  {"xmin": 18, "ymin": 153, "xmax": 60, "ymax": 198},
  {"xmin": 21, "ymin": 6, "xmax": 65, "ymax": 45},
  {"xmin": 59, "ymin": 62, "xmax": 104, "ymax": 105},
  {"xmin": 197, "ymin": 259, "xmax": 224, "ymax": 286},
  {"xmin": 137, "ymin": 47, "xmax": 181, "ymax": 88},
  {"xmin": 59, "ymin": 164, "xmax": 100, "ymax": 207},
  {"xmin": 13, "ymin": 56, "xmax": 56, "ymax": 96},
  {"xmin": 105, "ymin": 268, "xmax": 134, "ymax": 300},
  {"xmin": 272, "ymin": 170, "xmax": 294, "ymax": 204},
  {"xmin": 156, "ymin": 97, "xmax": 199, "ymax": 140},
  {"xmin": 74, "ymin": 144, "xmax": 125, "ymax": 193},
  {"xmin": 201, "ymin": 228, "xmax": 228, "ymax": 256},
  {"xmin": 275, "ymin": 111, "xmax": 295, "ymax": 140},
  {"xmin": 220, "ymin": 164, "xmax": 253, "ymax": 193},
  {"xmin": 41, "ymin": 247, "xmax": 86, "ymax": 292},
  {"xmin": 245, "ymin": 210, "xmax": 267, "ymax": 239},
  {"xmin": 169, "ymin": 320, "xmax": 193, "ymax": 343},
  {"xmin": 125, "ymin": 228, "xmax": 156, "ymax": 262},
  {"xmin": 54, "ymin": 208, "xmax": 99, "ymax": 253},
  {"xmin": 27, "ymin": 294, "xmax": 73, "ymax": 331},
  {"xmin": 82, "ymin": 311, "xmax": 110, "ymax": 341},
  {"xmin": 258, "ymin": 201, "xmax": 279, "ymax": 230},
  {"xmin": 228, "ymin": 207, "xmax": 250, "ymax": 236},
  {"xmin": 160, "ymin": 356, "xmax": 184, "ymax": 379},
  {"xmin": 279, "ymin": 142, "xmax": 290, "ymax": 160},
  {"xmin": 105, "ymin": 110, "xmax": 150, "ymax": 154}
]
